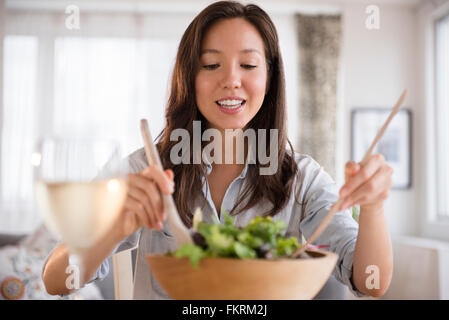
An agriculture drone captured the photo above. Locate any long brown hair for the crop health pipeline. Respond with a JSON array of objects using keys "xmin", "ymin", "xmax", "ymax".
[{"xmin": 156, "ymin": 1, "xmax": 298, "ymax": 227}]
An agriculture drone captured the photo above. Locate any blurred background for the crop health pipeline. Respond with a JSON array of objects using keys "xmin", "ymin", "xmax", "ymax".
[{"xmin": 0, "ymin": 0, "xmax": 448, "ymax": 300}]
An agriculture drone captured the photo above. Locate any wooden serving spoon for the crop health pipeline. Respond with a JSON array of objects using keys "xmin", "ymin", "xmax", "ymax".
[
  {"xmin": 292, "ymin": 89, "xmax": 407, "ymax": 257},
  {"xmin": 140, "ymin": 119, "xmax": 193, "ymax": 248}
]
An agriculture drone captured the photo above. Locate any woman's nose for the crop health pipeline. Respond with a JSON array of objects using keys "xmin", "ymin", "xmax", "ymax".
[{"xmin": 220, "ymin": 66, "xmax": 241, "ymax": 89}]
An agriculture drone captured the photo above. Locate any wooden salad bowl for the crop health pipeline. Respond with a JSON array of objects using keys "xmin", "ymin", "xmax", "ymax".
[{"xmin": 145, "ymin": 249, "xmax": 338, "ymax": 300}]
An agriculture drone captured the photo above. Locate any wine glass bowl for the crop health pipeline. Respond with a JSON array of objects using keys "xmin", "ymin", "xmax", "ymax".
[
  {"xmin": 34, "ymin": 178, "xmax": 127, "ymax": 255},
  {"xmin": 32, "ymin": 135, "xmax": 128, "ymax": 288}
]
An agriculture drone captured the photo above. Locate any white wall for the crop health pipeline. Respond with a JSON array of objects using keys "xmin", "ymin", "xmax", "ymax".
[{"xmin": 340, "ymin": 4, "xmax": 420, "ymax": 237}]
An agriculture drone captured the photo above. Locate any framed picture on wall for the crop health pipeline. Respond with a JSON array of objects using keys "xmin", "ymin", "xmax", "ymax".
[{"xmin": 351, "ymin": 108, "xmax": 412, "ymax": 189}]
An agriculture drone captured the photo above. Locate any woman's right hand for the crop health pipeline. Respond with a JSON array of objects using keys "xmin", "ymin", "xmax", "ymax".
[{"xmin": 113, "ymin": 165, "xmax": 175, "ymax": 241}]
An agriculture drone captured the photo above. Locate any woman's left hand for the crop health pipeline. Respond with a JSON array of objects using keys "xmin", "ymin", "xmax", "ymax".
[{"xmin": 335, "ymin": 154, "xmax": 394, "ymax": 213}]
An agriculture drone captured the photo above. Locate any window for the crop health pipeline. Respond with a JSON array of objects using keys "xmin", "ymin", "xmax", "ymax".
[
  {"xmin": 0, "ymin": 12, "xmax": 180, "ymax": 233},
  {"xmin": 420, "ymin": 2, "xmax": 449, "ymax": 241},
  {"xmin": 53, "ymin": 37, "xmax": 177, "ymax": 155},
  {"xmin": 435, "ymin": 13, "xmax": 449, "ymax": 219}
]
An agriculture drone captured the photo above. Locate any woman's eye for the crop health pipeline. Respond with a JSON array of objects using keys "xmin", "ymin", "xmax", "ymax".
[
  {"xmin": 203, "ymin": 64, "xmax": 219, "ymax": 70},
  {"xmin": 202, "ymin": 64, "xmax": 257, "ymax": 70}
]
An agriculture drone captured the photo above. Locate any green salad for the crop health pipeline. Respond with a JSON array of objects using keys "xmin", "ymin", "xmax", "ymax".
[{"xmin": 168, "ymin": 212, "xmax": 304, "ymax": 268}]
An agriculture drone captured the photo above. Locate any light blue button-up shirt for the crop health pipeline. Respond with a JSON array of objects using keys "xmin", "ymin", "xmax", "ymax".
[{"xmin": 88, "ymin": 147, "xmax": 365, "ymax": 299}]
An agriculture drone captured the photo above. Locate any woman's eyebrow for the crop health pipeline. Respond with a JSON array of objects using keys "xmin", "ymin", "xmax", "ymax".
[
  {"xmin": 201, "ymin": 48, "xmax": 262, "ymax": 56},
  {"xmin": 240, "ymin": 49, "xmax": 262, "ymax": 56}
]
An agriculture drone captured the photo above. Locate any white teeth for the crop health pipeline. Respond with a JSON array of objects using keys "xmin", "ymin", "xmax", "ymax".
[
  {"xmin": 219, "ymin": 103, "xmax": 243, "ymax": 109},
  {"xmin": 217, "ymin": 99, "xmax": 244, "ymax": 107}
]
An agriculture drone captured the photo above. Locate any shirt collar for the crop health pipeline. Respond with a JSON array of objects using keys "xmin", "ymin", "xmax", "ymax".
[
  {"xmin": 202, "ymin": 137, "xmax": 257, "ymax": 179},
  {"xmin": 203, "ymin": 153, "xmax": 250, "ymax": 180}
]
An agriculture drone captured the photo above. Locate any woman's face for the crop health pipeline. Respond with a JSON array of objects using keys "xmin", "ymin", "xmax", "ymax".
[{"xmin": 195, "ymin": 18, "xmax": 268, "ymax": 131}]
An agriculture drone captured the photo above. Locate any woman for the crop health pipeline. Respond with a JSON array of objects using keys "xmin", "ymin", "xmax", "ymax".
[{"xmin": 42, "ymin": 1, "xmax": 393, "ymax": 299}]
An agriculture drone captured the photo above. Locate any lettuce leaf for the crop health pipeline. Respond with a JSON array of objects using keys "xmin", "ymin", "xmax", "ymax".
[{"xmin": 174, "ymin": 243, "xmax": 206, "ymax": 269}]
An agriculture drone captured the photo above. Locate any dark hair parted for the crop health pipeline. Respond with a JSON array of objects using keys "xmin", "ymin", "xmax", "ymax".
[{"xmin": 155, "ymin": 1, "xmax": 298, "ymax": 227}]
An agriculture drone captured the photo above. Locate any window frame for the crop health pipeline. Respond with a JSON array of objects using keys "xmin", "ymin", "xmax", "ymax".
[
  {"xmin": 435, "ymin": 12, "xmax": 449, "ymax": 219},
  {"xmin": 420, "ymin": 1, "xmax": 449, "ymax": 241}
]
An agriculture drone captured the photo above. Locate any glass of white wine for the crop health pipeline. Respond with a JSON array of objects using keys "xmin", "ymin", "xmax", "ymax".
[{"xmin": 32, "ymin": 136, "xmax": 128, "ymax": 292}]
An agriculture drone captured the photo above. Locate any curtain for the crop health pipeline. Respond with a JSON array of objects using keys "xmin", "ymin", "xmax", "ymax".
[{"xmin": 296, "ymin": 14, "xmax": 342, "ymax": 179}]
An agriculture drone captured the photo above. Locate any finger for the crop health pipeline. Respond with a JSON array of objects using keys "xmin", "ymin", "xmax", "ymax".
[
  {"xmin": 124, "ymin": 195, "xmax": 152, "ymax": 229},
  {"xmin": 339, "ymin": 154, "xmax": 385, "ymax": 198},
  {"xmin": 121, "ymin": 209, "xmax": 141, "ymax": 234},
  {"xmin": 128, "ymin": 174, "xmax": 164, "ymax": 227},
  {"xmin": 342, "ymin": 163, "xmax": 360, "ymax": 200},
  {"xmin": 142, "ymin": 165, "xmax": 174, "ymax": 194},
  {"xmin": 128, "ymin": 185, "xmax": 158, "ymax": 228},
  {"xmin": 344, "ymin": 161, "xmax": 360, "ymax": 182},
  {"xmin": 128, "ymin": 174, "xmax": 158, "ymax": 224},
  {"xmin": 165, "ymin": 169, "xmax": 174, "ymax": 182},
  {"xmin": 340, "ymin": 165, "xmax": 392, "ymax": 210},
  {"xmin": 143, "ymin": 181, "xmax": 165, "ymax": 224}
]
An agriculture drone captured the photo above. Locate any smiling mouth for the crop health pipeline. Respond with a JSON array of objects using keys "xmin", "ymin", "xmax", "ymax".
[{"xmin": 215, "ymin": 99, "xmax": 246, "ymax": 109}]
